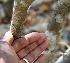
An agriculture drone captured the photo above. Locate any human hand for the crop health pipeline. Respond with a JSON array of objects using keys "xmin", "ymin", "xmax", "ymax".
[{"xmin": 0, "ymin": 31, "xmax": 49, "ymax": 63}]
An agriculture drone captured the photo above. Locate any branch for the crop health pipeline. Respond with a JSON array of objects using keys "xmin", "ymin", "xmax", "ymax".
[
  {"xmin": 43, "ymin": 0, "xmax": 70, "ymax": 63},
  {"xmin": 10, "ymin": 0, "xmax": 34, "ymax": 40},
  {"xmin": 55, "ymin": 48, "xmax": 70, "ymax": 63}
]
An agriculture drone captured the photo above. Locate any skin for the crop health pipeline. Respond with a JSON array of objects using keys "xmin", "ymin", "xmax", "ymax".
[{"xmin": 0, "ymin": 31, "xmax": 49, "ymax": 63}]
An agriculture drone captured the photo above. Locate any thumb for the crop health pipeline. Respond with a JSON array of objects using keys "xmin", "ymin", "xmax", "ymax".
[{"xmin": 0, "ymin": 31, "xmax": 14, "ymax": 45}]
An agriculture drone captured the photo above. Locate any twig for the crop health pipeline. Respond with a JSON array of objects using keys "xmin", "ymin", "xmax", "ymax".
[{"xmin": 56, "ymin": 48, "xmax": 70, "ymax": 63}]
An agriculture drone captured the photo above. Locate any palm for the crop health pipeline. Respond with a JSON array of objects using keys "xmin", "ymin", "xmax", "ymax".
[{"xmin": 0, "ymin": 32, "xmax": 49, "ymax": 63}]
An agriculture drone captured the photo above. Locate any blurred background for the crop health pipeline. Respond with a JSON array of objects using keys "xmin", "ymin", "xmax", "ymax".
[{"xmin": 0, "ymin": 0, "xmax": 70, "ymax": 63}]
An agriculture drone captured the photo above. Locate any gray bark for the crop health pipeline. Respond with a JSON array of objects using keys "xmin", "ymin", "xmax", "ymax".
[{"xmin": 43, "ymin": 0, "xmax": 70, "ymax": 63}]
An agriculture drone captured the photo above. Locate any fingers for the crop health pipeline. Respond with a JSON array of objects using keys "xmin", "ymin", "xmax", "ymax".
[
  {"xmin": 34, "ymin": 54, "xmax": 46, "ymax": 63},
  {"xmin": 0, "ymin": 31, "xmax": 14, "ymax": 44},
  {"xmin": 24, "ymin": 40, "xmax": 49, "ymax": 63},
  {"xmin": 12, "ymin": 32, "xmax": 40, "ymax": 52},
  {"xmin": 17, "ymin": 33, "xmax": 47, "ymax": 58},
  {"xmin": 24, "ymin": 32, "xmax": 40, "ymax": 43},
  {"xmin": 19, "ymin": 54, "xmax": 46, "ymax": 63},
  {"xmin": 19, "ymin": 60, "xmax": 26, "ymax": 63}
]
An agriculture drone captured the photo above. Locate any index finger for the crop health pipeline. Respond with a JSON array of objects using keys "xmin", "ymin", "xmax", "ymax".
[
  {"xmin": 12, "ymin": 32, "xmax": 40, "ymax": 52},
  {"xmin": 0, "ymin": 31, "xmax": 14, "ymax": 44}
]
